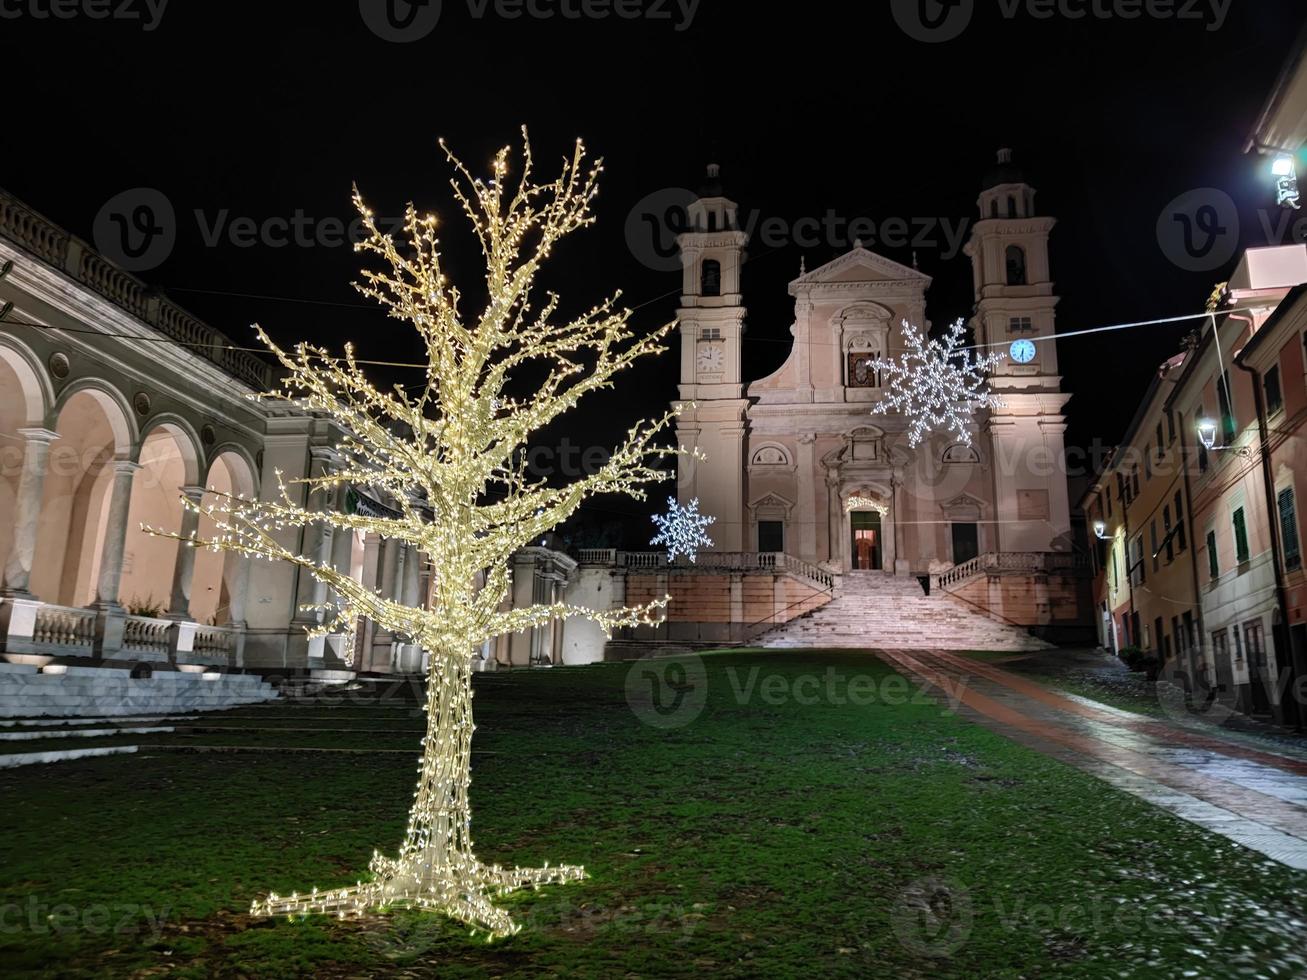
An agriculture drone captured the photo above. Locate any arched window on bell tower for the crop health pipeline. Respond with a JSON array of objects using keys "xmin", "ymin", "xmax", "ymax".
[
  {"xmin": 701, "ymin": 259, "xmax": 721, "ymax": 296},
  {"xmin": 1006, "ymin": 245, "xmax": 1027, "ymax": 286}
]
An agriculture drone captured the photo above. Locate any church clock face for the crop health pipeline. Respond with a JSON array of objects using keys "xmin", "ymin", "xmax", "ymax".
[
  {"xmin": 697, "ymin": 341, "xmax": 724, "ymax": 374},
  {"xmin": 1009, "ymin": 338, "xmax": 1037, "ymax": 364}
]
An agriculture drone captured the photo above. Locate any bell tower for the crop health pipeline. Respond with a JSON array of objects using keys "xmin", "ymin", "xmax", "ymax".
[
  {"xmin": 964, "ymin": 149, "xmax": 1072, "ymax": 552},
  {"xmin": 673, "ymin": 164, "xmax": 750, "ymax": 550}
]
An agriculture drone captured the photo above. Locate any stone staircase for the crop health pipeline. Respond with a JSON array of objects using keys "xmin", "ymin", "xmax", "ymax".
[
  {"xmin": 758, "ymin": 571, "xmax": 1053, "ymax": 652},
  {"xmin": 0, "ymin": 662, "xmax": 280, "ymax": 719}
]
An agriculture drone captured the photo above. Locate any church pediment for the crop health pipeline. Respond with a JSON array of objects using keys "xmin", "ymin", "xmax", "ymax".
[{"xmin": 789, "ymin": 246, "xmax": 932, "ymax": 292}]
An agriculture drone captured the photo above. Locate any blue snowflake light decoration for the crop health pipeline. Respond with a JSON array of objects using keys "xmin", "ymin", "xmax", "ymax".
[{"xmin": 650, "ymin": 496, "xmax": 716, "ymax": 563}]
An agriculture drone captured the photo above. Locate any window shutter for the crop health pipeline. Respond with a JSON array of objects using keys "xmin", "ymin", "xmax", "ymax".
[
  {"xmin": 1280, "ymin": 488, "xmax": 1301, "ymax": 570},
  {"xmin": 1233, "ymin": 508, "xmax": 1249, "ymax": 564}
]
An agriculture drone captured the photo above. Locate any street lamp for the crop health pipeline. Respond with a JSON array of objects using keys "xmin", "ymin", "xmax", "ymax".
[
  {"xmin": 1092, "ymin": 520, "xmax": 1108, "ymax": 540},
  {"xmin": 1274, "ymin": 154, "xmax": 1301, "ymax": 209},
  {"xmin": 1197, "ymin": 417, "xmax": 1219, "ymax": 451}
]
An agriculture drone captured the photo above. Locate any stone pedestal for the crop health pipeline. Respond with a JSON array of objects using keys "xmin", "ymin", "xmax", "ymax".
[{"xmin": 0, "ymin": 596, "xmax": 43, "ymax": 655}]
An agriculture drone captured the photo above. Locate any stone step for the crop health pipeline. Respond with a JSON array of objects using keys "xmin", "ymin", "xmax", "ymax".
[{"xmin": 759, "ymin": 573, "xmax": 1051, "ymax": 652}]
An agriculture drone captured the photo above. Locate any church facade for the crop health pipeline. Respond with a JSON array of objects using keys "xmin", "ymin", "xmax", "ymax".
[{"xmin": 673, "ymin": 152, "xmax": 1074, "ymax": 576}]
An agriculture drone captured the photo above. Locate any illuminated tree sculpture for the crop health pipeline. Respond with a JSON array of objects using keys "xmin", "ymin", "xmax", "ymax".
[{"xmin": 149, "ymin": 132, "xmax": 681, "ymax": 937}]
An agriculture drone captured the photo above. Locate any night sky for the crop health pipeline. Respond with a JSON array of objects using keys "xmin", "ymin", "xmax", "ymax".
[{"xmin": 2, "ymin": 0, "xmax": 1304, "ymax": 541}]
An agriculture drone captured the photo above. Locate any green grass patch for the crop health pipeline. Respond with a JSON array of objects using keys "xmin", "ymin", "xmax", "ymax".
[{"xmin": 1, "ymin": 651, "xmax": 1304, "ymax": 978}]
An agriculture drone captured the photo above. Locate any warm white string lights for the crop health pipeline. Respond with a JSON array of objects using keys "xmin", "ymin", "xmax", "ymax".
[
  {"xmin": 844, "ymin": 496, "xmax": 889, "ymax": 516},
  {"xmin": 145, "ymin": 130, "xmax": 684, "ymax": 939},
  {"xmin": 650, "ymin": 496, "xmax": 716, "ymax": 563},
  {"xmin": 868, "ymin": 318, "xmax": 1005, "ymax": 448}
]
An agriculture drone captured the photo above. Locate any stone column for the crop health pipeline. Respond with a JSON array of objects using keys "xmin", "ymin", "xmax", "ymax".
[
  {"xmin": 797, "ymin": 434, "xmax": 816, "ymax": 561},
  {"xmin": 167, "ymin": 486, "xmax": 206, "ymax": 617},
  {"xmin": 293, "ymin": 449, "xmax": 337, "ymax": 629},
  {"xmin": 1, "ymin": 427, "xmax": 59, "ymax": 594},
  {"xmin": 225, "ymin": 553, "xmax": 250, "ymax": 667},
  {"xmin": 825, "ymin": 472, "xmax": 841, "ymax": 570},
  {"xmin": 94, "ymin": 460, "xmax": 142, "ymax": 608}
]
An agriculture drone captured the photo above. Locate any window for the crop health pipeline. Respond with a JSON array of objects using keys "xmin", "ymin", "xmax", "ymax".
[
  {"xmin": 1233, "ymin": 507, "xmax": 1249, "ymax": 564},
  {"xmin": 1150, "ymin": 521, "xmax": 1159, "ymax": 572},
  {"xmin": 1163, "ymin": 505, "xmax": 1174, "ymax": 562},
  {"xmin": 1144, "ymin": 443, "xmax": 1152, "ymax": 480},
  {"xmin": 1008, "ymin": 316, "xmax": 1033, "ymax": 334},
  {"xmin": 1232, "ymin": 626, "xmax": 1243, "ymax": 662},
  {"xmin": 1265, "ymin": 365, "xmax": 1283, "ymax": 415},
  {"xmin": 1005, "ymin": 245, "xmax": 1027, "ymax": 286},
  {"xmin": 701, "ymin": 259, "xmax": 721, "ymax": 296},
  {"xmin": 1217, "ymin": 371, "xmax": 1235, "ymax": 443},
  {"xmin": 1174, "ymin": 492, "xmax": 1187, "ymax": 551},
  {"xmin": 1154, "ymin": 616, "xmax": 1164, "ymax": 655},
  {"xmin": 1156, "ymin": 422, "xmax": 1164, "ymax": 450},
  {"xmin": 1207, "ymin": 530, "xmax": 1219, "ymax": 580},
  {"xmin": 1279, "ymin": 487, "xmax": 1301, "ymax": 571},
  {"xmin": 758, "ymin": 521, "xmax": 784, "ymax": 553},
  {"xmin": 1130, "ymin": 535, "xmax": 1146, "ymax": 586},
  {"xmin": 701, "ymin": 327, "xmax": 721, "ymax": 340},
  {"xmin": 1245, "ymin": 621, "xmax": 1266, "ymax": 668},
  {"xmin": 1132, "ymin": 468, "xmax": 1140, "ymax": 499},
  {"xmin": 1166, "ymin": 410, "xmax": 1176, "ymax": 444}
]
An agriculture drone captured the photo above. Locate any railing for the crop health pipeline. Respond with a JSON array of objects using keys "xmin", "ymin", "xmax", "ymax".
[
  {"xmin": 935, "ymin": 555, "xmax": 984, "ymax": 590},
  {"xmin": 0, "ymin": 188, "xmax": 273, "ymax": 390},
  {"xmin": 779, "ymin": 553, "xmax": 835, "ymax": 591},
  {"xmin": 620, "ymin": 551, "xmax": 667, "ymax": 569},
  {"xmin": 122, "ymin": 615, "xmax": 172, "ymax": 655},
  {"xmin": 931, "ymin": 551, "xmax": 1091, "ymax": 592},
  {"xmin": 193, "ymin": 624, "xmax": 236, "ymax": 658},
  {"xmin": 32, "ymin": 604, "xmax": 95, "ymax": 650},
  {"xmin": 603, "ymin": 550, "xmax": 835, "ymax": 592}
]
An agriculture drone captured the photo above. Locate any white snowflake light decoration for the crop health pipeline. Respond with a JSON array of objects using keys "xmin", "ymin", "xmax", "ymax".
[
  {"xmin": 651, "ymin": 496, "xmax": 716, "ymax": 563},
  {"xmin": 867, "ymin": 318, "xmax": 1005, "ymax": 447}
]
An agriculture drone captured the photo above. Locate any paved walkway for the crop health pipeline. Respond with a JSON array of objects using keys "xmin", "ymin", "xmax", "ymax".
[{"xmin": 877, "ymin": 649, "xmax": 1307, "ymax": 871}]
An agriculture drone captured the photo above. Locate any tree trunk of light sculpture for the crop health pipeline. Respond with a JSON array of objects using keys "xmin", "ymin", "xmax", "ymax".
[{"xmin": 147, "ymin": 132, "xmax": 684, "ymax": 938}]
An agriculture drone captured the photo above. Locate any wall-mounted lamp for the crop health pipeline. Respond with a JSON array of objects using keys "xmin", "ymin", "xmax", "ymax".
[
  {"xmin": 1196, "ymin": 417, "xmax": 1219, "ymax": 451},
  {"xmin": 1092, "ymin": 520, "xmax": 1108, "ymax": 540},
  {"xmin": 1274, "ymin": 154, "xmax": 1301, "ymax": 209}
]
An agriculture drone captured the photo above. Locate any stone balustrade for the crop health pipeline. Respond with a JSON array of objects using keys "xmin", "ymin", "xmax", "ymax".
[
  {"xmin": 931, "ymin": 551, "xmax": 1091, "ymax": 592},
  {"xmin": 193, "ymin": 625, "xmax": 235, "ymax": 658},
  {"xmin": 121, "ymin": 615, "xmax": 173, "ymax": 656},
  {"xmin": 0, "ymin": 188, "xmax": 272, "ymax": 390},
  {"xmin": 32, "ymin": 604, "xmax": 95, "ymax": 651}
]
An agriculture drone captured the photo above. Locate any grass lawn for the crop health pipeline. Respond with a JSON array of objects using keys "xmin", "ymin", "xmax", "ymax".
[{"xmin": 2, "ymin": 650, "xmax": 1306, "ymax": 978}]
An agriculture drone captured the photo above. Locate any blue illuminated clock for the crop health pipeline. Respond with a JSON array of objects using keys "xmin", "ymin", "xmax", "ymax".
[{"xmin": 1009, "ymin": 339, "xmax": 1037, "ymax": 364}]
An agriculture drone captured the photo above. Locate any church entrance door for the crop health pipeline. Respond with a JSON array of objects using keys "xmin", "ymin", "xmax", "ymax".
[
  {"xmin": 951, "ymin": 522, "xmax": 979, "ymax": 565},
  {"xmin": 850, "ymin": 511, "xmax": 882, "ymax": 570}
]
